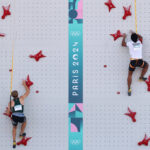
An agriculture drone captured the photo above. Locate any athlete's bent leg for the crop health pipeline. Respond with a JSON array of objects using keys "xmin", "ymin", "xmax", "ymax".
[
  {"xmin": 128, "ymin": 71, "xmax": 133, "ymax": 89},
  {"xmin": 12, "ymin": 126, "xmax": 17, "ymax": 148},
  {"xmin": 12, "ymin": 126, "xmax": 17, "ymax": 141},
  {"xmin": 140, "ymin": 63, "xmax": 149, "ymax": 79},
  {"xmin": 20, "ymin": 120, "xmax": 27, "ymax": 136}
]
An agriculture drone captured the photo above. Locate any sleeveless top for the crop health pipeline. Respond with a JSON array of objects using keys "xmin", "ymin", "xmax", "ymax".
[{"xmin": 11, "ymin": 98, "xmax": 24, "ymax": 114}]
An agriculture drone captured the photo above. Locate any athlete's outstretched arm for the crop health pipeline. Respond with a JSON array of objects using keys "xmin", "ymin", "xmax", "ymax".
[
  {"xmin": 137, "ymin": 33, "xmax": 143, "ymax": 42},
  {"xmin": 20, "ymin": 80, "xmax": 30, "ymax": 100},
  {"xmin": 122, "ymin": 33, "xmax": 127, "ymax": 47}
]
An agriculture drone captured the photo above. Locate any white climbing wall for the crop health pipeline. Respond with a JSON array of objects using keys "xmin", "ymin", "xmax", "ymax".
[
  {"xmin": 84, "ymin": 0, "xmax": 150, "ymax": 150},
  {"xmin": 0, "ymin": 0, "xmax": 68, "ymax": 149},
  {"xmin": 1, "ymin": 0, "xmax": 150, "ymax": 150}
]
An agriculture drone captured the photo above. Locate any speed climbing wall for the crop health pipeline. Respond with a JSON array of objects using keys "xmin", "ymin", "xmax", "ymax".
[
  {"xmin": 84, "ymin": 0, "xmax": 150, "ymax": 150},
  {"xmin": 1, "ymin": 0, "xmax": 150, "ymax": 150},
  {"xmin": 0, "ymin": 0, "xmax": 68, "ymax": 149}
]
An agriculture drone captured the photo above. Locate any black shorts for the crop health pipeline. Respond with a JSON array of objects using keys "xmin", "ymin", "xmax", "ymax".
[
  {"xmin": 129, "ymin": 59, "xmax": 148, "ymax": 71},
  {"xmin": 12, "ymin": 115, "xmax": 26, "ymax": 126}
]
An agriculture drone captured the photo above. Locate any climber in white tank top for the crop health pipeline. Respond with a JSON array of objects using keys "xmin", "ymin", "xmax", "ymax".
[{"xmin": 122, "ymin": 31, "xmax": 149, "ymax": 96}]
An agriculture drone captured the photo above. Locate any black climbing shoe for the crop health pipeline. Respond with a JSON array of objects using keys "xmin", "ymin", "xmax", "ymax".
[
  {"xmin": 19, "ymin": 132, "xmax": 26, "ymax": 138},
  {"xmin": 128, "ymin": 88, "xmax": 131, "ymax": 96},
  {"xmin": 139, "ymin": 77, "xmax": 147, "ymax": 81},
  {"xmin": 13, "ymin": 141, "xmax": 16, "ymax": 148}
]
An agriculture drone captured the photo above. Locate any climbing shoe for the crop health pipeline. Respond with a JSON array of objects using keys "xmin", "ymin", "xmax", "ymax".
[
  {"xmin": 13, "ymin": 141, "xmax": 16, "ymax": 148},
  {"xmin": 19, "ymin": 132, "xmax": 26, "ymax": 138},
  {"xmin": 139, "ymin": 77, "xmax": 147, "ymax": 81},
  {"xmin": 128, "ymin": 88, "xmax": 132, "ymax": 96}
]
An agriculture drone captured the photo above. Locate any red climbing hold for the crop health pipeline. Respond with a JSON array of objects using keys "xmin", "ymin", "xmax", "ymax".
[
  {"xmin": 117, "ymin": 91, "xmax": 120, "ymax": 95},
  {"xmin": 9, "ymin": 69, "xmax": 12, "ymax": 72},
  {"xmin": 29, "ymin": 50, "xmax": 46, "ymax": 62},
  {"xmin": 0, "ymin": 33, "xmax": 5, "ymax": 37},
  {"xmin": 138, "ymin": 134, "xmax": 150, "ymax": 146},
  {"xmin": 104, "ymin": 65, "xmax": 107, "ymax": 68},
  {"xmin": 125, "ymin": 107, "xmax": 136, "ymax": 122},
  {"xmin": 36, "ymin": 90, "xmax": 39, "ymax": 93},
  {"xmin": 145, "ymin": 76, "xmax": 150, "ymax": 92},
  {"xmin": 25, "ymin": 75, "xmax": 33, "ymax": 89},
  {"xmin": 3, "ymin": 107, "xmax": 12, "ymax": 119},
  {"xmin": 122, "ymin": 6, "xmax": 132, "ymax": 20},
  {"xmin": 104, "ymin": 0, "xmax": 116, "ymax": 12},
  {"xmin": 110, "ymin": 30, "xmax": 123, "ymax": 41},
  {"xmin": 17, "ymin": 137, "xmax": 32, "ymax": 146},
  {"xmin": 2, "ymin": 5, "xmax": 11, "ymax": 19}
]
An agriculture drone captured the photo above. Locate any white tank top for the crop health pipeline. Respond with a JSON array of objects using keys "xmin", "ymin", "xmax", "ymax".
[{"xmin": 126, "ymin": 40, "xmax": 142, "ymax": 59}]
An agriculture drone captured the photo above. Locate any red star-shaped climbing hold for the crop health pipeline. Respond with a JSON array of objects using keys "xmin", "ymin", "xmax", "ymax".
[
  {"xmin": 122, "ymin": 6, "xmax": 132, "ymax": 20},
  {"xmin": 145, "ymin": 76, "xmax": 150, "ymax": 92},
  {"xmin": 110, "ymin": 30, "xmax": 123, "ymax": 41},
  {"xmin": 29, "ymin": 50, "xmax": 46, "ymax": 62},
  {"xmin": 2, "ymin": 5, "xmax": 11, "ymax": 19},
  {"xmin": 125, "ymin": 107, "xmax": 136, "ymax": 122},
  {"xmin": 0, "ymin": 33, "xmax": 5, "ymax": 37},
  {"xmin": 25, "ymin": 75, "xmax": 33, "ymax": 89},
  {"xmin": 138, "ymin": 134, "xmax": 150, "ymax": 146},
  {"xmin": 3, "ymin": 107, "xmax": 12, "ymax": 119},
  {"xmin": 117, "ymin": 91, "xmax": 120, "ymax": 95},
  {"xmin": 104, "ymin": 0, "xmax": 116, "ymax": 12},
  {"xmin": 17, "ymin": 137, "xmax": 32, "ymax": 146}
]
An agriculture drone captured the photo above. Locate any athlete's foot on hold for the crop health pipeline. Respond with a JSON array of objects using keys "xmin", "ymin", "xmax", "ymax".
[
  {"xmin": 139, "ymin": 77, "xmax": 147, "ymax": 81},
  {"xmin": 128, "ymin": 88, "xmax": 132, "ymax": 96},
  {"xmin": 13, "ymin": 141, "xmax": 16, "ymax": 148},
  {"xmin": 19, "ymin": 132, "xmax": 26, "ymax": 138}
]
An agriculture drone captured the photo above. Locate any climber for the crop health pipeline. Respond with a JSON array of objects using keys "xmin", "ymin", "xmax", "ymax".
[
  {"xmin": 122, "ymin": 31, "xmax": 149, "ymax": 96},
  {"xmin": 7, "ymin": 80, "xmax": 30, "ymax": 148}
]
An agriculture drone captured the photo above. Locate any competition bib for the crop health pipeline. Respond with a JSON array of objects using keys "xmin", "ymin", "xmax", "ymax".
[
  {"xmin": 133, "ymin": 43, "xmax": 141, "ymax": 51},
  {"xmin": 14, "ymin": 105, "xmax": 22, "ymax": 111}
]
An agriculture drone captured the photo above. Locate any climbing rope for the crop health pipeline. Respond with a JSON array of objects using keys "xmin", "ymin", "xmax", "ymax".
[
  {"xmin": 10, "ymin": 42, "xmax": 15, "ymax": 110},
  {"xmin": 10, "ymin": 42, "xmax": 14, "ymax": 94},
  {"xmin": 134, "ymin": 0, "xmax": 138, "ymax": 33},
  {"xmin": 10, "ymin": 1, "xmax": 16, "ymax": 109}
]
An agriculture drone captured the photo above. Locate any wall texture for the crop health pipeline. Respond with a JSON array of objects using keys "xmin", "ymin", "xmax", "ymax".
[
  {"xmin": 0, "ymin": 0, "xmax": 68, "ymax": 149},
  {"xmin": 84, "ymin": 0, "xmax": 150, "ymax": 150},
  {"xmin": 1, "ymin": 0, "xmax": 150, "ymax": 150}
]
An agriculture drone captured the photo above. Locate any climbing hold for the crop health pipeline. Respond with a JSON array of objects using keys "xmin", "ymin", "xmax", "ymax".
[
  {"xmin": 17, "ymin": 137, "xmax": 32, "ymax": 146},
  {"xmin": 9, "ymin": 69, "xmax": 12, "ymax": 72},
  {"xmin": 0, "ymin": 33, "xmax": 5, "ymax": 37},
  {"xmin": 25, "ymin": 75, "xmax": 33, "ymax": 89},
  {"xmin": 3, "ymin": 107, "xmax": 12, "ymax": 119},
  {"xmin": 36, "ymin": 90, "xmax": 39, "ymax": 93},
  {"xmin": 125, "ymin": 107, "xmax": 136, "ymax": 122},
  {"xmin": 110, "ymin": 30, "xmax": 123, "ymax": 41},
  {"xmin": 117, "ymin": 91, "xmax": 120, "ymax": 95},
  {"xmin": 122, "ymin": 6, "xmax": 132, "ymax": 20},
  {"xmin": 29, "ymin": 50, "xmax": 46, "ymax": 62},
  {"xmin": 145, "ymin": 76, "xmax": 150, "ymax": 91},
  {"xmin": 104, "ymin": 65, "xmax": 107, "ymax": 68},
  {"xmin": 138, "ymin": 134, "xmax": 150, "ymax": 146},
  {"xmin": 1, "ymin": 5, "xmax": 11, "ymax": 19},
  {"xmin": 104, "ymin": 0, "xmax": 116, "ymax": 12}
]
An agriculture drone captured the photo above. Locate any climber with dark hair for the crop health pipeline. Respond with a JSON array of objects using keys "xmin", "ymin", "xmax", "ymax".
[
  {"xmin": 122, "ymin": 31, "xmax": 149, "ymax": 96},
  {"xmin": 7, "ymin": 80, "xmax": 30, "ymax": 148}
]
